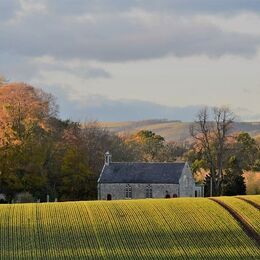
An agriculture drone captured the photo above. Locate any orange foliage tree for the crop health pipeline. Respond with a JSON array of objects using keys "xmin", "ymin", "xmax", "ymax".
[
  {"xmin": 0, "ymin": 83, "xmax": 57, "ymax": 146},
  {"xmin": 0, "ymin": 83, "xmax": 58, "ymax": 200}
]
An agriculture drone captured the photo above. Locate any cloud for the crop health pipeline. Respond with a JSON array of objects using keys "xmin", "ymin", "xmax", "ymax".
[
  {"xmin": 1, "ymin": 2, "xmax": 260, "ymax": 63},
  {"xmin": 45, "ymin": 0, "xmax": 260, "ymax": 15},
  {"xmin": 42, "ymin": 92, "xmax": 260, "ymax": 122},
  {"xmin": 1, "ymin": 0, "xmax": 260, "ymax": 89},
  {"xmin": 0, "ymin": 52, "xmax": 111, "ymax": 83},
  {"xmin": 56, "ymin": 94, "xmax": 205, "ymax": 122},
  {"xmin": 0, "ymin": 0, "xmax": 20, "ymax": 21},
  {"xmin": 1, "ymin": 0, "xmax": 260, "ymax": 121}
]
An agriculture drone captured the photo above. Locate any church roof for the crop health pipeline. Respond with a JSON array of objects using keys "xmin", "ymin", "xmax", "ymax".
[{"xmin": 98, "ymin": 162, "xmax": 186, "ymax": 184}]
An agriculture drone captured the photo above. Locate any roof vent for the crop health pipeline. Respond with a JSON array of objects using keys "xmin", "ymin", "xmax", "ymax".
[{"xmin": 105, "ymin": 151, "xmax": 112, "ymax": 166}]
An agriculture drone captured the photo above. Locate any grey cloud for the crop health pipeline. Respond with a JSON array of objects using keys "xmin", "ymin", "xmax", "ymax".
[
  {"xmin": 0, "ymin": 0, "xmax": 20, "ymax": 21},
  {"xmin": 54, "ymin": 93, "xmax": 260, "ymax": 122},
  {"xmin": 58, "ymin": 94, "xmax": 204, "ymax": 122},
  {"xmin": 46, "ymin": 0, "xmax": 260, "ymax": 15},
  {"xmin": 83, "ymin": 68, "xmax": 111, "ymax": 79},
  {"xmin": 1, "ymin": 11, "xmax": 260, "ymax": 62},
  {"xmin": 35, "ymin": 62, "xmax": 112, "ymax": 79},
  {"xmin": 0, "ymin": 53, "xmax": 38, "ymax": 81},
  {"xmin": 47, "ymin": 0, "xmax": 134, "ymax": 15},
  {"xmin": 31, "ymin": 84, "xmax": 202, "ymax": 121},
  {"xmin": 47, "ymin": 92, "xmax": 260, "ymax": 122},
  {"xmin": 138, "ymin": 0, "xmax": 260, "ymax": 14},
  {"xmin": 0, "ymin": 52, "xmax": 111, "ymax": 82}
]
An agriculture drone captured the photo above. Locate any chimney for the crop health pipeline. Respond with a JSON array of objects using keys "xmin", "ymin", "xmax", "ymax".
[{"xmin": 105, "ymin": 151, "xmax": 112, "ymax": 166}]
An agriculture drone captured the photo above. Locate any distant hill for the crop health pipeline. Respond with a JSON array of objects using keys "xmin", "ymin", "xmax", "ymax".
[{"xmin": 100, "ymin": 120, "xmax": 260, "ymax": 142}]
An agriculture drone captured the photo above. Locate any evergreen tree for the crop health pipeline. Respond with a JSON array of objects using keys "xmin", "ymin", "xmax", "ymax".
[{"xmin": 222, "ymin": 156, "xmax": 246, "ymax": 196}]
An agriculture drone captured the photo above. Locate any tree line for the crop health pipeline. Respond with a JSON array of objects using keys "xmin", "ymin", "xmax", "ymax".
[
  {"xmin": 0, "ymin": 82, "xmax": 259, "ymax": 202},
  {"xmin": 0, "ymin": 82, "xmax": 185, "ymax": 202}
]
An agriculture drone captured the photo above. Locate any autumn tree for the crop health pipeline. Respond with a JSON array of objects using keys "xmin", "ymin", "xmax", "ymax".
[
  {"xmin": 0, "ymin": 83, "xmax": 58, "ymax": 201},
  {"xmin": 0, "ymin": 83, "xmax": 57, "ymax": 146},
  {"xmin": 126, "ymin": 130, "xmax": 166, "ymax": 162}
]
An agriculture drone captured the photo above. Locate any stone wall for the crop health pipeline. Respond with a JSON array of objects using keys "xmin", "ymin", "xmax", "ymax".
[
  {"xmin": 98, "ymin": 183, "xmax": 179, "ymax": 200},
  {"xmin": 179, "ymin": 163, "xmax": 195, "ymax": 197}
]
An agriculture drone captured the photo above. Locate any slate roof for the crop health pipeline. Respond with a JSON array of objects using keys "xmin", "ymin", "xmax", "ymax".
[{"xmin": 98, "ymin": 162, "xmax": 186, "ymax": 184}]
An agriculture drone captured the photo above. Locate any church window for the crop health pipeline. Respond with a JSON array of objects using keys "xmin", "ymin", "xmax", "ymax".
[
  {"xmin": 125, "ymin": 185, "xmax": 132, "ymax": 199},
  {"xmin": 146, "ymin": 185, "xmax": 152, "ymax": 198},
  {"xmin": 183, "ymin": 176, "xmax": 188, "ymax": 187}
]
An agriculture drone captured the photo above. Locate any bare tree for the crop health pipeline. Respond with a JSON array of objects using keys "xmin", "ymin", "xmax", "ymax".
[
  {"xmin": 190, "ymin": 107, "xmax": 235, "ymax": 195},
  {"xmin": 213, "ymin": 107, "xmax": 235, "ymax": 194}
]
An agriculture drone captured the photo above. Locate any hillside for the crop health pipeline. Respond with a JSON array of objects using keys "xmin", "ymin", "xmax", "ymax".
[
  {"xmin": 100, "ymin": 120, "xmax": 260, "ymax": 142},
  {"xmin": 0, "ymin": 196, "xmax": 259, "ymax": 259}
]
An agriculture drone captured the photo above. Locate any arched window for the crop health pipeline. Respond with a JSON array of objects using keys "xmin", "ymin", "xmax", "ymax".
[
  {"xmin": 125, "ymin": 185, "xmax": 132, "ymax": 199},
  {"xmin": 146, "ymin": 185, "xmax": 152, "ymax": 198},
  {"xmin": 129, "ymin": 186, "xmax": 132, "ymax": 198},
  {"xmin": 165, "ymin": 190, "xmax": 170, "ymax": 198},
  {"xmin": 183, "ymin": 176, "xmax": 188, "ymax": 187},
  {"xmin": 107, "ymin": 194, "xmax": 112, "ymax": 200}
]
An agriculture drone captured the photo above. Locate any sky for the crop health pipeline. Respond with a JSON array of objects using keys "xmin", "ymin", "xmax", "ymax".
[{"xmin": 1, "ymin": 0, "xmax": 260, "ymax": 121}]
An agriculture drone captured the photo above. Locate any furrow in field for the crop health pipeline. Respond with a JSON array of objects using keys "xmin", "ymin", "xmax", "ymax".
[
  {"xmin": 210, "ymin": 197, "xmax": 260, "ymax": 247},
  {"xmin": 237, "ymin": 196, "xmax": 260, "ymax": 210}
]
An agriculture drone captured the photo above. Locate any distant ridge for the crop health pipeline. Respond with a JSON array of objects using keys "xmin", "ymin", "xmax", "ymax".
[{"xmin": 100, "ymin": 120, "xmax": 260, "ymax": 142}]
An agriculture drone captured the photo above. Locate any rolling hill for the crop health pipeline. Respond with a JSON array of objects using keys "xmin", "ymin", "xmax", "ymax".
[
  {"xmin": 0, "ymin": 196, "xmax": 259, "ymax": 259},
  {"xmin": 100, "ymin": 120, "xmax": 260, "ymax": 142}
]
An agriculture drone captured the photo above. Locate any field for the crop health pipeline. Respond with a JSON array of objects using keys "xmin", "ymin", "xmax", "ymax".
[
  {"xmin": 0, "ymin": 196, "xmax": 259, "ymax": 259},
  {"xmin": 216, "ymin": 196, "xmax": 260, "ymax": 234}
]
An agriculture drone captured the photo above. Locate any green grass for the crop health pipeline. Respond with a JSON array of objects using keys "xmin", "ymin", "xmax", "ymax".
[
  {"xmin": 240, "ymin": 195, "xmax": 260, "ymax": 206},
  {"xmin": 0, "ymin": 196, "xmax": 259, "ymax": 259},
  {"xmin": 217, "ymin": 196, "xmax": 260, "ymax": 234}
]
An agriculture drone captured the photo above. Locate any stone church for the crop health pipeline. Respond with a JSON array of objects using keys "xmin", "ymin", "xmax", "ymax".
[{"xmin": 98, "ymin": 152, "xmax": 204, "ymax": 200}]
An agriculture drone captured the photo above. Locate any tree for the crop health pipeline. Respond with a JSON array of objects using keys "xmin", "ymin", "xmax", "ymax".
[
  {"xmin": 222, "ymin": 156, "xmax": 246, "ymax": 196},
  {"xmin": 59, "ymin": 146, "xmax": 94, "ymax": 200},
  {"xmin": 156, "ymin": 141, "xmax": 187, "ymax": 162},
  {"xmin": 0, "ymin": 83, "xmax": 58, "ymax": 201},
  {"xmin": 190, "ymin": 107, "xmax": 235, "ymax": 196},
  {"xmin": 126, "ymin": 130, "xmax": 165, "ymax": 162},
  {"xmin": 233, "ymin": 132, "xmax": 260, "ymax": 171},
  {"xmin": 0, "ymin": 83, "xmax": 57, "ymax": 146}
]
